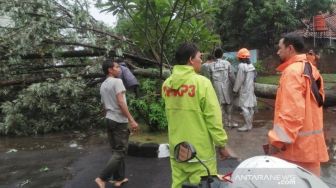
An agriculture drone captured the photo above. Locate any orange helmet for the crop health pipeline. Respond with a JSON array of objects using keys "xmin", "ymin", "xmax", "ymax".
[{"xmin": 237, "ymin": 48, "xmax": 250, "ymax": 59}]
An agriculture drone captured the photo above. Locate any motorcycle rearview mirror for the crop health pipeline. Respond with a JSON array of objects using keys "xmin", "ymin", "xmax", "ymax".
[
  {"xmin": 174, "ymin": 141, "xmax": 196, "ymax": 162},
  {"xmin": 174, "ymin": 142, "xmax": 214, "ymax": 187}
]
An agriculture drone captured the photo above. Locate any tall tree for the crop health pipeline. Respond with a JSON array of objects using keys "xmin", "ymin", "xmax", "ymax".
[
  {"xmin": 215, "ymin": 0, "xmax": 334, "ymax": 52},
  {"xmin": 215, "ymin": 0, "xmax": 298, "ymax": 52},
  {"xmin": 96, "ymin": 0, "xmax": 221, "ymax": 77},
  {"xmin": 288, "ymin": 0, "xmax": 334, "ymax": 19}
]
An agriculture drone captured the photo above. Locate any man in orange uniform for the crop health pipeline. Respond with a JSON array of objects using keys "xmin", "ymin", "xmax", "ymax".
[{"xmin": 268, "ymin": 33, "xmax": 329, "ymax": 176}]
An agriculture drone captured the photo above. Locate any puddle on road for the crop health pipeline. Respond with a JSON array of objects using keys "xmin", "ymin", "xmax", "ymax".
[
  {"xmin": 0, "ymin": 131, "xmax": 107, "ymax": 152},
  {"xmin": 0, "ymin": 130, "xmax": 107, "ymax": 188}
]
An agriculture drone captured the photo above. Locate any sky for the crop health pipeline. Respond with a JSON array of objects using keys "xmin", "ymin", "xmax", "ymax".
[
  {"xmin": 0, "ymin": 1, "xmax": 118, "ymax": 28},
  {"xmin": 0, "ymin": 0, "xmax": 117, "ymax": 27},
  {"xmin": 89, "ymin": 2, "xmax": 117, "ymax": 27}
]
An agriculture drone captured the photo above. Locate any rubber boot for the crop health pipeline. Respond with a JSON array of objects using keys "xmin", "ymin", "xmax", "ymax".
[
  {"xmin": 224, "ymin": 119, "xmax": 230, "ymax": 128},
  {"xmin": 247, "ymin": 107, "xmax": 254, "ymax": 130},
  {"xmin": 228, "ymin": 116, "xmax": 238, "ymax": 128},
  {"xmin": 237, "ymin": 124, "xmax": 248, "ymax": 131},
  {"xmin": 238, "ymin": 107, "xmax": 252, "ymax": 132}
]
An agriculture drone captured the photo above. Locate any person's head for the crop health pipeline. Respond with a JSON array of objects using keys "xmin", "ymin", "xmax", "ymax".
[
  {"xmin": 237, "ymin": 48, "xmax": 251, "ymax": 64},
  {"xmin": 102, "ymin": 59, "xmax": 121, "ymax": 77},
  {"xmin": 277, "ymin": 33, "xmax": 305, "ymax": 62},
  {"xmin": 174, "ymin": 42, "xmax": 202, "ymax": 72},
  {"xmin": 214, "ymin": 48, "xmax": 223, "ymax": 59},
  {"xmin": 114, "ymin": 57, "xmax": 124, "ymax": 64},
  {"xmin": 207, "ymin": 54, "xmax": 215, "ymax": 61},
  {"xmin": 306, "ymin": 49, "xmax": 320, "ymax": 65},
  {"xmin": 307, "ymin": 49, "xmax": 315, "ymax": 56}
]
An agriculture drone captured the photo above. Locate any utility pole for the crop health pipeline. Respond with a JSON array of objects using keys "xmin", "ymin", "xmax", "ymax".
[{"xmin": 313, "ymin": 16, "xmax": 316, "ymax": 48}]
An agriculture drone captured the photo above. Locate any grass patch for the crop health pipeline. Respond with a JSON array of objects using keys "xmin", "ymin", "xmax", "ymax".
[
  {"xmin": 322, "ymin": 74, "xmax": 336, "ymax": 83},
  {"xmin": 257, "ymin": 74, "xmax": 336, "ymax": 88},
  {"xmin": 129, "ymin": 124, "xmax": 168, "ymax": 143},
  {"xmin": 256, "ymin": 75, "xmax": 279, "ymax": 85}
]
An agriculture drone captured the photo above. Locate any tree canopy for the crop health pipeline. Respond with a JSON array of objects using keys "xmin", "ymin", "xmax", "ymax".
[
  {"xmin": 96, "ymin": 0, "xmax": 221, "ymax": 76},
  {"xmin": 215, "ymin": 0, "xmax": 334, "ymax": 52}
]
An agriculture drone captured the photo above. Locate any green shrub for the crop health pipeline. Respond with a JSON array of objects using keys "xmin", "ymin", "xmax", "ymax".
[
  {"xmin": 0, "ymin": 77, "xmax": 168, "ymax": 135},
  {"xmin": 0, "ymin": 79, "xmax": 102, "ymax": 135},
  {"xmin": 128, "ymin": 79, "xmax": 167, "ymax": 131},
  {"xmin": 254, "ymin": 60, "xmax": 266, "ymax": 74}
]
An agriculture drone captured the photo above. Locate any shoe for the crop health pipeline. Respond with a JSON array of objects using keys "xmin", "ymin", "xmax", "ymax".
[
  {"xmin": 225, "ymin": 122, "xmax": 238, "ymax": 128},
  {"xmin": 230, "ymin": 123, "xmax": 238, "ymax": 128},
  {"xmin": 109, "ymin": 178, "xmax": 129, "ymax": 187},
  {"xmin": 237, "ymin": 125, "xmax": 251, "ymax": 132}
]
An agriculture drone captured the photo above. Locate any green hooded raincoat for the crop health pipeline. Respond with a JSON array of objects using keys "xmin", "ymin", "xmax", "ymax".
[{"xmin": 162, "ymin": 65, "xmax": 228, "ymax": 186}]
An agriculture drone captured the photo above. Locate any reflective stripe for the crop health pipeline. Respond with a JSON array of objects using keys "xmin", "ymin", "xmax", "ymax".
[
  {"xmin": 298, "ymin": 129, "xmax": 323, "ymax": 137},
  {"xmin": 273, "ymin": 124, "xmax": 292, "ymax": 143}
]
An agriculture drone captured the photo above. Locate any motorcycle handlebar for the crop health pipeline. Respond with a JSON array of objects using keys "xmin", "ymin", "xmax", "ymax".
[{"xmin": 182, "ymin": 176, "xmax": 230, "ymax": 188}]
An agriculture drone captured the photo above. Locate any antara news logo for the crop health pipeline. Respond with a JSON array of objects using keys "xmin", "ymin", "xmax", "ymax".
[
  {"xmin": 221, "ymin": 172, "xmax": 233, "ymax": 183},
  {"xmin": 221, "ymin": 171, "xmax": 296, "ymax": 185}
]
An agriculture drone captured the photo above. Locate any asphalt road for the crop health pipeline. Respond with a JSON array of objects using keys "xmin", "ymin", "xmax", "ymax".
[
  {"xmin": 63, "ymin": 145, "xmax": 239, "ymax": 188},
  {"xmin": 1, "ymin": 106, "xmax": 335, "ymax": 188}
]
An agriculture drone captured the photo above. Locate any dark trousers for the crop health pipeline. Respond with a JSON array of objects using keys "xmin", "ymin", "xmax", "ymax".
[
  {"xmin": 127, "ymin": 85, "xmax": 139, "ymax": 97},
  {"xmin": 99, "ymin": 119, "xmax": 130, "ymax": 181}
]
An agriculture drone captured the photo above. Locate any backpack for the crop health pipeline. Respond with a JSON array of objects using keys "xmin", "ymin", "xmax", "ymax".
[{"xmin": 303, "ymin": 62, "xmax": 324, "ymax": 107}]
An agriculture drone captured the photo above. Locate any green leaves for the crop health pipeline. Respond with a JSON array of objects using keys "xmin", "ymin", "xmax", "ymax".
[
  {"xmin": 215, "ymin": 0, "xmax": 333, "ymax": 51},
  {"xmin": 39, "ymin": 166, "xmax": 49, "ymax": 172},
  {"xmin": 0, "ymin": 0, "xmax": 127, "ymax": 61},
  {"xmin": 288, "ymin": 0, "xmax": 333, "ymax": 19},
  {"xmin": 215, "ymin": 0, "xmax": 299, "ymax": 50},
  {"xmin": 0, "ymin": 79, "xmax": 101, "ymax": 135},
  {"xmin": 101, "ymin": 0, "xmax": 220, "ymax": 65},
  {"xmin": 128, "ymin": 79, "xmax": 167, "ymax": 131}
]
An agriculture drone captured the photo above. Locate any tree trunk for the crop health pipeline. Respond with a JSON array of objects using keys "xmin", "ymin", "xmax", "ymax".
[
  {"xmin": 254, "ymin": 83, "xmax": 336, "ymax": 107},
  {"xmin": 133, "ymin": 70, "xmax": 336, "ymax": 107},
  {"xmin": 254, "ymin": 83, "xmax": 277, "ymax": 99},
  {"xmin": 1, "ymin": 67, "xmax": 335, "ymax": 107}
]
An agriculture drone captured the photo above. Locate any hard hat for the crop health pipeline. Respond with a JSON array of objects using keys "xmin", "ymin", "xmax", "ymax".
[
  {"xmin": 228, "ymin": 156, "xmax": 329, "ymax": 188},
  {"xmin": 237, "ymin": 48, "xmax": 250, "ymax": 59}
]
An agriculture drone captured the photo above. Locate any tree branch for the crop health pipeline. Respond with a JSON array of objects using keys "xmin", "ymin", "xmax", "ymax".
[
  {"xmin": 0, "ymin": 50, "xmax": 166, "ymax": 67},
  {"xmin": 120, "ymin": 1, "xmax": 161, "ymax": 63}
]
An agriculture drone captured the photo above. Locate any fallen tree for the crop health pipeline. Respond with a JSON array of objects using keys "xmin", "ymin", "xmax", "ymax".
[
  {"xmin": 1, "ymin": 66, "xmax": 335, "ymax": 107},
  {"xmin": 133, "ymin": 70, "xmax": 336, "ymax": 107},
  {"xmin": 255, "ymin": 83, "xmax": 336, "ymax": 107}
]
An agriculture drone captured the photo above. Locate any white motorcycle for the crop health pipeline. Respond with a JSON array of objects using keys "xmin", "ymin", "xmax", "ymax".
[{"xmin": 174, "ymin": 141, "xmax": 330, "ymax": 188}]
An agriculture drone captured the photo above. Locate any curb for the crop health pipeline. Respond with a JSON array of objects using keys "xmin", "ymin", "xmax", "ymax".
[{"xmin": 128, "ymin": 141, "xmax": 169, "ymax": 158}]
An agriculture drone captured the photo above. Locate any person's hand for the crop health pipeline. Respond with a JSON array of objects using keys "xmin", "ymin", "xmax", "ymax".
[
  {"xmin": 129, "ymin": 120, "xmax": 139, "ymax": 134},
  {"xmin": 218, "ymin": 146, "xmax": 237, "ymax": 160},
  {"xmin": 268, "ymin": 144, "xmax": 281, "ymax": 155}
]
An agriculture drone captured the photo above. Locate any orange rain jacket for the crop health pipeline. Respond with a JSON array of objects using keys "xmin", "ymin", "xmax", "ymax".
[{"xmin": 268, "ymin": 54, "xmax": 329, "ymax": 163}]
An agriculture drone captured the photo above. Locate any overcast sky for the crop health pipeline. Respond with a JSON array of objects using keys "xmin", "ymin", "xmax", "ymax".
[
  {"xmin": 89, "ymin": 2, "xmax": 117, "ymax": 27},
  {"xmin": 1, "ymin": 1, "xmax": 118, "ymax": 28}
]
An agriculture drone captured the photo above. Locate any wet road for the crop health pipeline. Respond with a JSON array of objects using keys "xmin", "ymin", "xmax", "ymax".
[
  {"xmin": 0, "ymin": 139, "xmax": 237, "ymax": 188},
  {"xmin": 63, "ymin": 145, "xmax": 238, "ymax": 188},
  {"xmin": 0, "ymin": 103, "xmax": 335, "ymax": 188},
  {"xmin": 64, "ymin": 145, "xmax": 172, "ymax": 188}
]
